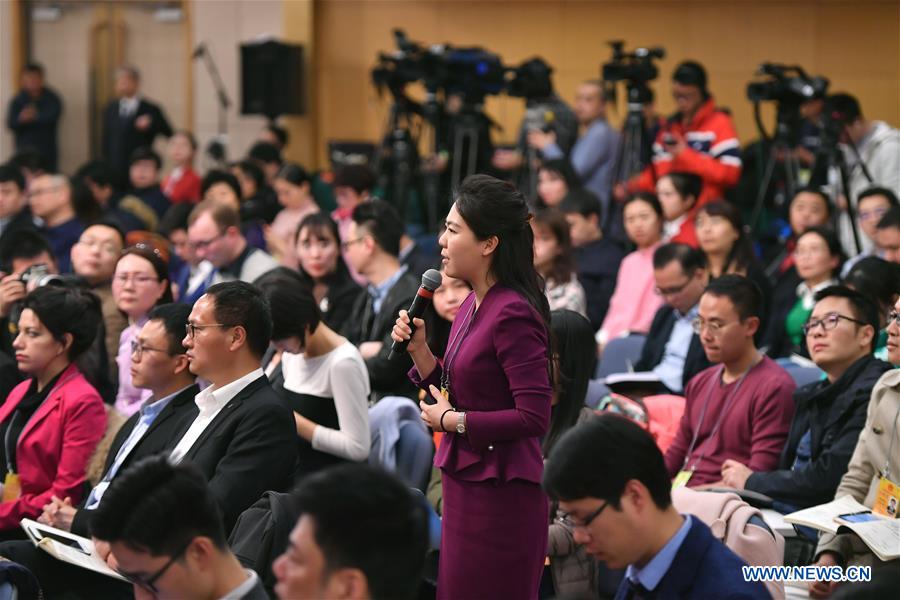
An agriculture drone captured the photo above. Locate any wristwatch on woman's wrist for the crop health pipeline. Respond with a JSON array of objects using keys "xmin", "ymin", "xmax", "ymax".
[{"xmin": 456, "ymin": 411, "xmax": 467, "ymax": 435}]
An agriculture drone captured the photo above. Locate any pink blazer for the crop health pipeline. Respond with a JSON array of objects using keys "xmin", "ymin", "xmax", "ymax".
[{"xmin": 0, "ymin": 364, "xmax": 106, "ymax": 529}]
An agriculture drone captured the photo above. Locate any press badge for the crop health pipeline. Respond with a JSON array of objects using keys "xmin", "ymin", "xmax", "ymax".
[
  {"xmin": 873, "ymin": 476, "xmax": 900, "ymax": 518},
  {"xmin": 2, "ymin": 472, "xmax": 21, "ymax": 502},
  {"xmin": 672, "ymin": 470, "xmax": 693, "ymax": 490}
]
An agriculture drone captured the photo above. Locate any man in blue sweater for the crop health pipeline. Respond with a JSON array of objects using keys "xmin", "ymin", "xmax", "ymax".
[{"xmin": 543, "ymin": 414, "xmax": 770, "ymax": 600}]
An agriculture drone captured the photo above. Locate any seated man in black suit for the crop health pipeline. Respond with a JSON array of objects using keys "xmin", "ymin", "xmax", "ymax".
[
  {"xmin": 618, "ymin": 243, "xmax": 711, "ymax": 394},
  {"xmin": 172, "ymin": 280, "xmax": 295, "ymax": 531},
  {"xmin": 343, "ymin": 200, "xmax": 420, "ymax": 400},
  {"xmin": 0, "ymin": 163, "xmax": 36, "ymax": 249},
  {"xmin": 0, "ymin": 303, "xmax": 199, "ymax": 598},
  {"xmin": 102, "ymin": 66, "xmax": 173, "ymax": 186}
]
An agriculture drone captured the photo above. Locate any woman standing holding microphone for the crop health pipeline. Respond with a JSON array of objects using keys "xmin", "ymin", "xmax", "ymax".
[{"xmin": 393, "ymin": 174, "xmax": 553, "ymax": 599}]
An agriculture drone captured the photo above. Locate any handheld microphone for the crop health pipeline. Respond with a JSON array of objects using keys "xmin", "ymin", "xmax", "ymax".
[{"xmin": 389, "ymin": 269, "xmax": 443, "ymax": 361}]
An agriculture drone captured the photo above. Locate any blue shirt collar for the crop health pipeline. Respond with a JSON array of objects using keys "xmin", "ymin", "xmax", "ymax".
[
  {"xmin": 139, "ymin": 384, "xmax": 192, "ymax": 419},
  {"xmin": 625, "ymin": 514, "xmax": 692, "ymax": 592},
  {"xmin": 367, "ymin": 264, "xmax": 408, "ymax": 302}
]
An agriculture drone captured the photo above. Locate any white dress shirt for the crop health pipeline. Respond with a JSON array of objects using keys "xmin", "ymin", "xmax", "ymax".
[{"xmin": 170, "ymin": 368, "xmax": 264, "ymax": 463}]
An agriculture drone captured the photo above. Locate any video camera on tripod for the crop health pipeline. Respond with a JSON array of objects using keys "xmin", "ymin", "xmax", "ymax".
[
  {"xmin": 602, "ymin": 41, "xmax": 666, "ymax": 186},
  {"xmin": 745, "ymin": 63, "xmax": 829, "ymax": 230}
]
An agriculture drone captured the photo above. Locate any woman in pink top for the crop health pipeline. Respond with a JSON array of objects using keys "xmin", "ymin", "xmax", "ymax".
[
  {"xmin": 596, "ymin": 192, "xmax": 665, "ymax": 349},
  {"xmin": 267, "ymin": 163, "xmax": 319, "ymax": 268}
]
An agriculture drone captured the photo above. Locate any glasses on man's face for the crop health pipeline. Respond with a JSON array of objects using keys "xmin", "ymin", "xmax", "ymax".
[
  {"xmin": 886, "ymin": 310, "xmax": 900, "ymax": 328},
  {"xmin": 692, "ymin": 317, "xmax": 739, "ymax": 336},
  {"xmin": 185, "ymin": 322, "xmax": 230, "ymax": 339},
  {"xmin": 557, "ymin": 501, "xmax": 609, "ymax": 531},
  {"xmin": 117, "ymin": 540, "xmax": 189, "ymax": 595},
  {"xmin": 27, "ymin": 185, "xmax": 61, "ymax": 199},
  {"xmin": 130, "ymin": 340, "xmax": 169, "ymax": 360},
  {"xmin": 655, "ymin": 279, "xmax": 692, "ymax": 297},
  {"xmin": 189, "ymin": 233, "xmax": 224, "ymax": 251},
  {"xmin": 114, "ymin": 273, "xmax": 159, "ymax": 286},
  {"xmin": 859, "ymin": 207, "xmax": 889, "ymax": 222},
  {"xmin": 801, "ymin": 312, "xmax": 867, "ymax": 337},
  {"xmin": 340, "ymin": 237, "xmax": 366, "ymax": 251}
]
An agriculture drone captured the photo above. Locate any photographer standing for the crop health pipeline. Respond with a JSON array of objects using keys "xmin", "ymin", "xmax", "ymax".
[
  {"xmin": 532, "ymin": 80, "xmax": 620, "ymax": 228},
  {"xmin": 626, "ymin": 61, "xmax": 742, "ymax": 208},
  {"xmin": 825, "ymin": 93, "xmax": 900, "ymax": 256},
  {"xmin": 492, "ymin": 58, "xmax": 578, "ymax": 192}
]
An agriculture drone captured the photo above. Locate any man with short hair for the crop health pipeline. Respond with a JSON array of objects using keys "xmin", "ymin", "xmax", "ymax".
[
  {"xmin": 721, "ymin": 286, "xmax": 891, "ymax": 511},
  {"xmin": 0, "ymin": 163, "xmax": 37, "ymax": 248},
  {"xmin": 558, "ymin": 189, "xmax": 624, "ymax": 330},
  {"xmin": 0, "ymin": 230, "xmax": 59, "ymax": 355},
  {"xmin": 187, "ymin": 200, "xmax": 278, "ymax": 289},
  {"xmin": 27, "ymin": 173, "xmax": 84, "ymax": 272},
  {"xmin": 543, "ymin": 414, "xmax": 769, "ymax": 599},
  {"xmin": 825, "ymin": 93, "xmax": 900, "ymax": 256},
  {"xmin": 0, "ymin": 304, "xmax": 200, "ymax": 598},
  {"xmin": 116, "ymin": 146, "xmax": 170, "ymax": 230},
  {"xmin": 173, "ymin": 281, "xmax": 295, "ymax": 531},
  {"xmin": 534, "ymin": 80, "xmax": 620, "ymax": 225},
  {"xmin": 92, "ymin": 455, "xmax": 267, "ymax": 599},
  {"xmin": 102, "ymin": 66, "xmax": 173, "ymax": 184},
  {"xmin": 631, "ymin": 60, "xmax": 742, "ymax": 207},
  {"xmin": 842, "ymin": 187, "xmax": 900, "ymax": 274},
  {"xmin": 875, "ymin": 206, "xmax": 900, "ymax": 264},
  {"xmin": 344, "ymin": 200, "xmax": 420, "ymax": 399},
  {"xmin": 273, "ymin": 463, "xmax": 429, "ymax": 600},
  {"xmin": 631, "ymin": 243, "xmax": 712, "ymax": 394},
  {"xmin": 5, "ymin": 63, "xmax": 63, "ymax": 171},
  {"xmin": 71, "ymin": 222, "xmax": 128, "ymax": 381},
  {"xmin": 663, "ymin": 275, "xmax": 796, "ymax": 487}
]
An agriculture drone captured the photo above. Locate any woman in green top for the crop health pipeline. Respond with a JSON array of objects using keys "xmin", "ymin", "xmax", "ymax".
[
  {"xmin": 783, "ymin": 227, "xmax": 843, "ymax": 354},
  {"xmin": 844, "ymin": 256, "xmax": 900, "ymax": 361}
]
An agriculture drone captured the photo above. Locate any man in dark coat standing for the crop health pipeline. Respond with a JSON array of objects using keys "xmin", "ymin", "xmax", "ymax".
[
  {"xmin": 5, "ymin": 63, "xmax": 62, "ymax": 171},
  {"xmin": 102, "ymin": 66, "xmax": 173, "ymax": 186}
]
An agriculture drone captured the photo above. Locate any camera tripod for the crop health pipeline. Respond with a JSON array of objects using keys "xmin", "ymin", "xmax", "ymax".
[
  {"xmin": 611, "ymin": 84, "xmax": 652, "ymax": 193},
  {"xmin": 748, "ymin": 102, "xmax": 802, "ymax": 232}
]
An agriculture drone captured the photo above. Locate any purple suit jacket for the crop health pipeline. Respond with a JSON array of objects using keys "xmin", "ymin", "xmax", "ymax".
[{"xmin": 411, "ymin": 285, "xmax": 552, "ymax": 484}]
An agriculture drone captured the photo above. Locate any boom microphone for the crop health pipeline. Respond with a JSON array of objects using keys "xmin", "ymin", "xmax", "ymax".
[{"xmin": 389, "ymin": 269, "xmax": 443, "ymax": 361}]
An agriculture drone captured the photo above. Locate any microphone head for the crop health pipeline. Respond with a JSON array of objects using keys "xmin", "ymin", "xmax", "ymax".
[{"xmin": 421, "ymin": 269, "xmax": 443, "ymax": 292}]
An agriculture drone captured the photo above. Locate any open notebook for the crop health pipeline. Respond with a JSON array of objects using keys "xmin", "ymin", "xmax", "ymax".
[{"xmin": 20, "ymin": 518, "xmax": 128, "ymax": 582}]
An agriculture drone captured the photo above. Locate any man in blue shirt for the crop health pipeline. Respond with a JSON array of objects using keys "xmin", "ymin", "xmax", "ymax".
[
  {"xmin": 543, "ymin": 414, "xmax": 770, "ymax": 600},
  {"xmin": 5, "ymin": 63, "xmax": 62, "ymax": 171}
]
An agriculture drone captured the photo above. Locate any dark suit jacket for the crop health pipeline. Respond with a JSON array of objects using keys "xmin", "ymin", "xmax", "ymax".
[
  {"xmin": 634, "ymin": 305, "xmax": 712, "ymax": 392},
  {"xmin": 102, "ymin": 97, "xmax": 173, "ymax": 181},
  {"xmin": 745, "ymin": 356, "xmax": 892, "ymax": 509},
  {"xmin": 70, "ymin": 384, "xmax": 200, "ymax": 536},
  {"xmin": 613, "ymin": 517, "xmax": 769, "ymax": 600},
  {"xmin": 400, "ymin": 242, "xmax": 438, "ymax": 281},
  {"xmin": 177, "ymin": 375, "xmax": 295, "ymax": 533},
  {"xmin": 347, "ymin": 271, "xmax": 420, "ymax": 400}
]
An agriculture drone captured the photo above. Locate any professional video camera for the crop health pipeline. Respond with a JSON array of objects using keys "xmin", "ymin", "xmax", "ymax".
[
  {"xmin": 371, "ymin": 29, "xmax": 505, "ymax": 104},
  {"xmin": 746, "ymin": 63, "xmax": 828, "ymax": 107},
  {"xmin": 602, "ymin": 40, "xmax": 665, "ymax": 88}
]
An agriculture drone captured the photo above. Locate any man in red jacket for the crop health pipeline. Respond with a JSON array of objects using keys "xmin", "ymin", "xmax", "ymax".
[{"xmin": 627, "ymin": 61, "xmax": 742, "ymax": 207}]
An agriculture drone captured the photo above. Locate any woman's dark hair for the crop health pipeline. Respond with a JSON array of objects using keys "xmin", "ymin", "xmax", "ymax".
[
  {"xmin": 455, "ymin": 174, "xmax": 551, "ymax": 338},
  {"xmin": 275, "ymin": 162, "xmax": 311, "ymax": 187},
  {"xmin": 537, "ymin": 159, "xmax": 580, "ymax": 208},
  {"xmin": 544, "ymin": 310, "xmax": 595, "ymax": 457},
  {"xmin": 254, "ymin": 267, "xmax": 321, "ymax": 344},
  {"xmin": 22, "ymin": 286, "xmax": 102, "ymax": 361},
  {"xmin": 697, "ymin": 201, "xmax": 756, "ymax": 275},
  {"xmin": 295, "ymin": 212, "xmax": 353, "ymax": 286},
  {"xmin": 200, "ymin": 170, "xmax": 241, "ymax": 200},
  {"xmin": 119, "ymin": 244, "xmax": 174, "ymax": 305},
  {"xmin": 624, "ymin": 191, "xmax": 665, "ymax": 223},
  {"xmin": 661, "ymin": 172, "xmax": 703, "ymax": 209},
  {"xmin": 70, "ymin": 178, "xmax": 104, "ymax": 224},
  {"xmin": 843, "ymin": 256, "xmax": 900, "ymax": 319},
  {"xmin": 232, "ymin": 160, "xmax": 266, "ymax": 197},
  {"xmin": 533, "ymin": 209, "xmax": 576, "ymax": 285},
  {"xmin": 796, "ymin": 225, "xmax": 844, "ymax": 277}
]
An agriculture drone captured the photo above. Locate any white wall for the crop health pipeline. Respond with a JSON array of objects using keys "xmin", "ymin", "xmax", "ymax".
[
  {"xmin": 0, "ymin": 1, "xmax": 15, "ymax": 161},
  {"xmin": 191, "ymin": 0, "xmax": 283, "ymax": 169}
]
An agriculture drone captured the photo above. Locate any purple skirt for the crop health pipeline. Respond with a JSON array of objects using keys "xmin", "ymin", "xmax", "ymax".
[{"xmin": 439, "ymin": 473, "xmax": 548, "ymax": 599}]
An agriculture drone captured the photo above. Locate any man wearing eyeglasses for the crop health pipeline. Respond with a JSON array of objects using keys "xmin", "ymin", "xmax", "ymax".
[
  {"xmin": 543, "ymin": 414, "xmax": 769, "ymax": 600},
  {"xmin": 0, "ymin": 304, "xmax": 199, "ymax": 598},
  {"xmin": 91, "ymin": 455, "xmax": 268, "ymax": 600},
  {"xmin": 663, "ymin": 275, "xmax": 796, "ymax": 488},
  {"xmin": 720, "ymin": 286, "xmax": 891, "ymax": 513},
  {"xmin": 806, "ymin": 295, "xmax": 900, "ymax": 598},
  {"xmin": 875, "ymin": 206, "xmax": 900, "ymax": 265},
  {"xmin": 171, "ymin": 281, "xmax": 294, "ymax": 532}
]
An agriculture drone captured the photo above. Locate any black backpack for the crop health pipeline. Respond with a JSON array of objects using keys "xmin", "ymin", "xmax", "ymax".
[{"xmin": 228, "ymin": 490, "xmax": 300, "ymax": 598}]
